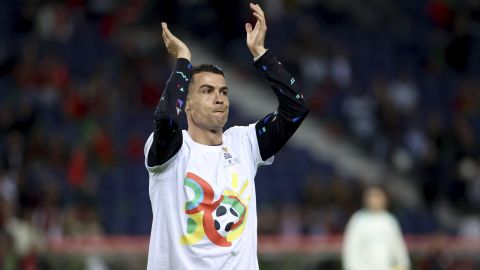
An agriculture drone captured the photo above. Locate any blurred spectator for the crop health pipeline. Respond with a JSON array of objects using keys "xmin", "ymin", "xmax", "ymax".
[
  {"xmin": 0, "ymin": 197, "xmax": 17, "ymax": 270},
  {"xmin": 458, "ymin": 213, "xmax": 480, "ymax": 238},
  {"xmin": 0, "ymin": 168, "xmax": 17, "ymax": 203},
  {"xmin": 330, "ymin": 47, "xmax": 352, "ymax": 89},
  {"xmin": 280, "ymin": 204, "xmax": 303, "ymax": 237},
  {"xmin": 342, "ymin": 88, "xmax": 376, "ymax": 144},
  {"xmin": 257, "ymin": 204, "xmax": 280, "ymax": 235},
  {"xmin": 32, "ymin": 181, "xmax": 63, "ymax": 241},
  {"xmin": 36, "ymin": 3, "xmax": 74, "ymax": 42},
  {"xmin": 0, "ymin": 230, "xmax": 16, "ymax": 270},
  {"xmin": 0, "ymin": 196, "xmax": 45, "ymax": 269},
  {"xmin": 303, "ymin": 172, "xmax": 330, "ymax": 235},
  {"xmin": 343, "ymin": 185, "xmax": 410, "ymax": 270},
  {"xmin": 387, "ymin": 73, "xmax": 419, "ymax": 116},
  {"xmin": 419, "ymin": 233, "xmax": 450, "ymax": 270},
  {"xmin": 64, "ymin": 200, "xmax": 103, "ymax": 237}
]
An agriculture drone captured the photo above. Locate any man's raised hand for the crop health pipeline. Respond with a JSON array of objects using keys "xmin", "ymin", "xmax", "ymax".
[
  {"xmin": 245, "ymin": 3, "xmax": 267, "ymax": 58},
  {"xmin": 162, "ymin": 22, "xmax": 191, "ymax": 61}
]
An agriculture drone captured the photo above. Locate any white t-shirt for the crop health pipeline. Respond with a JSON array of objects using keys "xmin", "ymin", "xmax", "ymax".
[
  {"xmin": 144, "ymin": 124, "xmax": 273, "ymax": 270},
  {"xmin": 342, "ymin": 210, "xmax": 410, "ymax": 270}
]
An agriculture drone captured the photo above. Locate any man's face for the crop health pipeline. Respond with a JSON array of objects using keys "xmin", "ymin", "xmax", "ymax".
[
  {"xmin": 364, "ymin": 187, "xmax": 387, "ymax": 212},
  {"xmin": 186, "ymin": 72, "xmax": 229, "ymax": 131}
]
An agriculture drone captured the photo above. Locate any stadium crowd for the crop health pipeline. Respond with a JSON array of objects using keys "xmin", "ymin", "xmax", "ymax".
[{"xmin": 0, "ymin": 0, "xmax": 479, "ymax": 268}]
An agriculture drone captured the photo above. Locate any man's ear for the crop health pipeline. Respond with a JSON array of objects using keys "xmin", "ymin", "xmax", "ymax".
[
  {"xmin": 185, "ymin": 97, "xmax": 191, "ymax": 111},
  {"xmin": 185, "ymin": 81, "xmax": 194, "ymax": 111}
]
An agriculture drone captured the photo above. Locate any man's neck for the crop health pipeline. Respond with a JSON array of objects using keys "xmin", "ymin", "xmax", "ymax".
[{"xmin": 188, "ymin": 127, "xmax": 223, "ymax": 146}]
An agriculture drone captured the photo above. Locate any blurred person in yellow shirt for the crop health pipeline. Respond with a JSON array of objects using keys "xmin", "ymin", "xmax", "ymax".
[{"xmin": 342, "ymin": 185, "xmax": 410, "ymax": 270}]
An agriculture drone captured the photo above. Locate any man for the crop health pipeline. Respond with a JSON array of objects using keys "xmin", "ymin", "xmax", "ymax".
[
  {"xmin": 144, "ymin": 3, "xmax": 308, "ymax": 269},
  {"xmin": 342, "ymin": 186, "xmax": 410, "ymax": 270}
]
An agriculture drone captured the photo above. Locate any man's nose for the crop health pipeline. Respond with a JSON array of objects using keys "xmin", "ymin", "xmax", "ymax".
[{"xmin": 214, "ymin": 92, "xmax": 224, "ymax": 104}]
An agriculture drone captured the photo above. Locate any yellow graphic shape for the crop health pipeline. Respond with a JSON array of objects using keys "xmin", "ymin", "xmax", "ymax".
[
  {"xmin": 180, "ymin": 212, "xmax": 205, "ymax": 245},
  {"xmin": 224, "ymin": 172, "xmax": 251, "ymax": 243},
  {"xmin": 232, "ymin": 172, "xmax": 238, "ymax": 189},
  {"xmin": 226, "ymin": 207, "xmax": 248, "ymax": 242},
  {"xmin": 239, "ymin": 179, "xmax": 249, "ymax": 196}
]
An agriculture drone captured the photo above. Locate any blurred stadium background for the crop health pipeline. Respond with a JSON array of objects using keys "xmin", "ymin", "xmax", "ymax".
[{"xmin": 1, "ymin": 0, "xmax": 480, "ymax": 269}]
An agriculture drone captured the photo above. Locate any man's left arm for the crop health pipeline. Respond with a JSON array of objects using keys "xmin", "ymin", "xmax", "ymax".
[
  {"xmin": 254, "ymin": 50, "xmax": 309, "ymax": 161},
  {"xmin": 244, "ymin": 3, "xmax": 308, "ymax": 161}
]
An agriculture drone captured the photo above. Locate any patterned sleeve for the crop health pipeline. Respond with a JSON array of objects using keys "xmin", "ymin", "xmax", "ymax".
[
  {"xmin": 253, "ymin": 51, "xmax": 309, "ymax": 161},
  {"xmin": 147, "ymin": 58, "xmax": 192, "ymax": 167}
]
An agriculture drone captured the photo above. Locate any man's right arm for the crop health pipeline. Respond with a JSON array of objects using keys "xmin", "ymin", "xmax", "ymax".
[
  {"xmin": 147, "ymin": 23, "xmax": 192, "ymax": 167},
  {"xmin": 147, "ymin": 58, "xmax": 192, "ymax": 167}
]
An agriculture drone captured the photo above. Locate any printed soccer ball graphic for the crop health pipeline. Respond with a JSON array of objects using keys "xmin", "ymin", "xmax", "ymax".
[{"xmin": 212, "ymin": 201, "xmax": 242, "ymax": 237}]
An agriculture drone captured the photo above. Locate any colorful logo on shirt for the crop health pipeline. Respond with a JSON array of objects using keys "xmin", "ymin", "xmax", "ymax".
[{"xmin": 180, "ymin": 172, "xmax": 250, "ymax": 247}]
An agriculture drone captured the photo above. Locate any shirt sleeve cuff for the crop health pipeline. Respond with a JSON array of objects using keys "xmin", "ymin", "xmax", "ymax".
[
  {"xmin": 253, "ymin": 49, "xmax": 280, "ymax": 72},
  {"xmin": 175, "ymin": 58, "xmax": 193, "ymax": 77},
  {"xmin": 253, "ymin": 49, "xmax": 269, "ymax": 62}
]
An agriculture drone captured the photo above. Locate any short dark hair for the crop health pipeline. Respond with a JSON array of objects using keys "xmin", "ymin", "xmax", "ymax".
[
  {"xmin": 364, "ymin": 184, "xmax": 388, "ymax": 196},
  {"xmin": 192, "ymin": 64, "xmax": 224, "ymax": 77}
]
